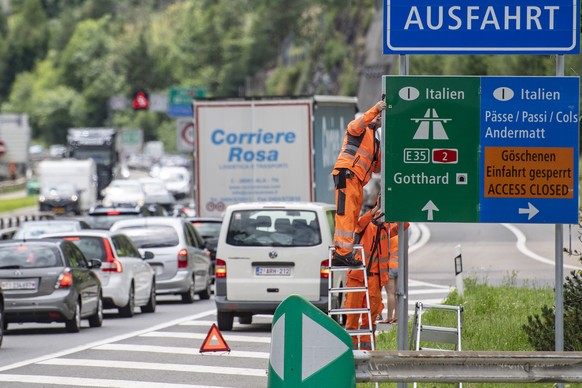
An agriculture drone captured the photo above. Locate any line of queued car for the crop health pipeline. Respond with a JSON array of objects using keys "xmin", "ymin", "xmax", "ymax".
[{"xmin": 0, "ymin": 202, "xmax": 222, "ymax": 341}]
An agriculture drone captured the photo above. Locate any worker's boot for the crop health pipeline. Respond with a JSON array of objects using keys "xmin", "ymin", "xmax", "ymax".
[{"xmin": 332, "ymin": 251, "xmax": 362, "ymax": 267}]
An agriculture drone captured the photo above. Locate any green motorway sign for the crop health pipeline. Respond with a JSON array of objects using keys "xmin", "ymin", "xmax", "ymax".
[{"xmin": 384, "ymin": 76, "xmax": 480, "ymax": 222}]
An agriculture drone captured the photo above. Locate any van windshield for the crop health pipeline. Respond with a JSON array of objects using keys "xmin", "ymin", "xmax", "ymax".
[{"xmin": 226, "ymin": 210, "xmax": 321, "ymax": 247}]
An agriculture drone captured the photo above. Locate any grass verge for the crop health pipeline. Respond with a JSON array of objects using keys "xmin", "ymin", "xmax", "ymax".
[
  {"xmin": 360, "ymin": 276, "xmax": 582, "ymax": 388},
  {"xmin": 0, "ymin": 196, "xmax": 37, "ymax": 213}
]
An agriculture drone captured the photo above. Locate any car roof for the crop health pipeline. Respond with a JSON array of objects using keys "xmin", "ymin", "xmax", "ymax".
[
  {"xmin": 224, "ymin": 202, "xmax": 334, "ymax": 211},
  {"xmin": 186, "ymin": 217, "xmax": 223, "ymax": 223},
  {"xmin": 89, "ymin": 205, "xmax": 144, "ymax": 215},
  {"xmin": 0, "ymin": 238, "xmax": 65, "ymax": 246},
  {"xmin": 17, "ymin": 219, "xmax": 84, "ymax": 226},
  {"xmin": 110, "ymin": 216, "xmax": 185, "ymax": 228},
  {"xmin": 40, "ymin": 230, "xmax": 116, "ymax": 239}
]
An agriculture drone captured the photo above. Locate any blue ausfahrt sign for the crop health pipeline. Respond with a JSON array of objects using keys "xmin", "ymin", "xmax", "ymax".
[{"xmin": 384, "ymin": 0, "xmax": 580, "ymax": 54}]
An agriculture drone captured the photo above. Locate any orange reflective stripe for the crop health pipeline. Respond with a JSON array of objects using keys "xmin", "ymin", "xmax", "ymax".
[
  {"xmin": 334, "ymin": 229, "xmax": 354, "ymax": 238},
  {"xmin": 335, "ymin": 240, "xmax": 354, "ymax": 249}
]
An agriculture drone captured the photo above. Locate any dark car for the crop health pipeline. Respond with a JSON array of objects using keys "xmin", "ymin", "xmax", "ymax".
[
  {"xmin": 0, "ymin": 239, "xmax": 103, "ymax": 332},
  {"xmin": 187, "ymin": 217, "xmax": 222, "ymax": 283},
  {"xmin": 38, "ymin": 182, "xmax": 82, "ymax": 215},
  {"xmin": 85, "ymin": 204, "xmax": 167, "ymax": 230}
]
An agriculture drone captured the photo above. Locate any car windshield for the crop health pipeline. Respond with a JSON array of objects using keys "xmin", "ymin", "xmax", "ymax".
[
  {"xmin": 41, "ymin": 182, "xmax": 77, "ymax": 196},
  {"xmin": 0, "ymin": 244, "xmax": 63, "ymax": 268},
  {"xmin": 226, "ymin": 210, "xmax": 321, "ymax": 247},
  {"xmin": 63, "ymin": 236, "xmax": 106, "ymax": 261},
  {"xmin": 192, "ymin": 221, "xmax": 221, "ymax": 239},
  {"xmin": 116, "ymin": 225, "xmax": 179, "ymax": 248}
]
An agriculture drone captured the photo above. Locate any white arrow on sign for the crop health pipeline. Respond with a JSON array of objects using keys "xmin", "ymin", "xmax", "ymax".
[
  {"xmin": 518, "ymin": 202, "xmax": 539, "ymax": 220},
  {"xmin": 421, "ymin": 200, "xmax": 439, "ymax": 221}
]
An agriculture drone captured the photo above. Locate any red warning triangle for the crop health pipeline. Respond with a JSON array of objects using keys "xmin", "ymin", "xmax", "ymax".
[{"xmin": 199, "ymin": 323, "xmax": 230, "ymax": 353}]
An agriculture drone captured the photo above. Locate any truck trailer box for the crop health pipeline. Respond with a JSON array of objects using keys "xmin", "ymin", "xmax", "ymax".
[
  {"xmin": 193, "ymin": 96, "xmax": 358, "ymax": 217},
  {"xmin": 38, "ymin": 159, "xmax": 98, "ymax": 212}
]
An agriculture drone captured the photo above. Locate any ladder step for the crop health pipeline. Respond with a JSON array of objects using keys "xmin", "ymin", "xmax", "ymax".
[
  {"xmin": 346, "ymin": 329, "xmax": 374, "ymax": 336},
  {"xmin": 329, "ymin": 265, "xmax": 365, "ymax": 271},
  {"xmin": 329, "ymin": 307, "xmax": 369, "ymax": 315},
  {"xmin": 419, "ymin": 347, "xmax": 455, "ymax": 351},
  {"xmin": 419, "ymin": 325, "xmax": 460, "ymax": 344},
  {"xmin": 328, "ymin": 286, "xmax": 368, "ymax": 293}
]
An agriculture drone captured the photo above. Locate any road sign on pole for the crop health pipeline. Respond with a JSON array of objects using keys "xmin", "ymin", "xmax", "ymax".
[
  {"xmin": 267, "ymin": 295, "xmax": 355, "ymax": 388},
  {"xmin": 383, "ymin": 0, "xmax": 581, "ymax": 54},
  {"xmin": 168, "ymin": 87, "xmax": 206, "ymax": 117},
  {"xmin": 383, "ymin": 75, "xmax": 579, "ymax": 224}
]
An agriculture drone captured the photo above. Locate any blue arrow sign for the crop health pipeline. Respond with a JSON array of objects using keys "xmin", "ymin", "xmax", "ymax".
[
  {"xmin": 384, "ymin": 0, "xmax": 580, "ymax": 54},
  {"xmin": 479, "ymin": 76, "xmax": 580, "ymax": 223}
]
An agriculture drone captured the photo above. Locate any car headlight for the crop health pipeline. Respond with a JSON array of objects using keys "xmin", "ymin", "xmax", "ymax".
[
  {"xmin": 38, "ymin": 195, "xmax": 46, "ymax": 202},
  {"xmin": 71, "ymin": 195, "xmax": 78, "ymax": 202}
]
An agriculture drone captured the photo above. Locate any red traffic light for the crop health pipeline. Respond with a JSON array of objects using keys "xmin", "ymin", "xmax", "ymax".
[{"xmin": 132, "ymin": 90, "xmax": 149, "ymax": 110}]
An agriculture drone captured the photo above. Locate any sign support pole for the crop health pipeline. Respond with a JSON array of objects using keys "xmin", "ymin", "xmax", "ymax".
[
  {"xmin": 555, "ymin": 53, "xmax": 565, "ymax": 388},
  {"xmin": 397, "ymin": 53, "xmax": 409, "ymax": 388}
]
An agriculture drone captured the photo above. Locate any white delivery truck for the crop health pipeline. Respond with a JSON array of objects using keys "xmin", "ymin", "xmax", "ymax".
[
  {"xmin": 37, "ymin": 159, "xmax": 98, "ymax": 212},
  {"xmin": 193, "ymin": 96, "xmax": 358, "ymax": 217}
]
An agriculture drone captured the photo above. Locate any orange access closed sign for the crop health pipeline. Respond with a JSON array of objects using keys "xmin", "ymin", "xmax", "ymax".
[
  {"xmin": 483, "ymin": 146, "xmax": 574, "ymax": 199},
  {"xmin": 199, "ymin": 323, "xmax": 230, "ymax": 353}
]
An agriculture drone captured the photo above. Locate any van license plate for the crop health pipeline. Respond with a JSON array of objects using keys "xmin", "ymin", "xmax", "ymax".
[{"xmin": 256, "ymin": 267, "xmax": 291, "ymax": 276}]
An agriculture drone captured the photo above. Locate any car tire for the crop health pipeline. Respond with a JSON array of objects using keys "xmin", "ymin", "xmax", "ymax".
[
  {"xmin": 239, "ymin": 315, "xmax": 252, "ymax": 325},
  {"xmin": 180, "ymin": 276, "xmax": 196, "ymax": 304},
  {"xmin": 119, "ymin": 285, "xmax": 135, "ymax": 318},
  {"xmin": 198, "ymin": 272, "xmax": 212, "ymax": 300},
  {"xmin": 217, "ymin": 311, "xmax": 234, "ymax": 331},
  {"xmin": 88, "ymin": 294, "xmax": 104, "ymax": 328},
  {"xmin": 141, "ymin": 280, "xmax": 156, "ymax": 313},
  {"xmin": 65, "ymin": 300, "xmax": 82, "ymax": 333},
  {"xmin": 2, "ymin": 320, "xmax": 7, "ymax": 332}
]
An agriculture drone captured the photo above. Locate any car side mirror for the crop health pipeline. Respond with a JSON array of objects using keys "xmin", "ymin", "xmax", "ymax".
[
  {"xmin": 89, "ymin": 259, "xmax": 102, "ymax": 269},
  {"xmin": 143, "ymin": 251, "xmax": 155, "ymax": 260}
]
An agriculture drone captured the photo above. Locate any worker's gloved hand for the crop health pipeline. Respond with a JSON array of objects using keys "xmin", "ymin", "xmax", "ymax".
[
  {"xmin": 371, "ymin": 199, "xmax": 381, "ymax": 215},
  {"xmin": 375, "ymin": 100, "xmax": 387, "ymax": 111}
]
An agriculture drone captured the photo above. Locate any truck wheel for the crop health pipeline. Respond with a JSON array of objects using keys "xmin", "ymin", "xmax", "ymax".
[{"xmin": 217, "ymin": 311, "xmax": 234, "ymax": 331}]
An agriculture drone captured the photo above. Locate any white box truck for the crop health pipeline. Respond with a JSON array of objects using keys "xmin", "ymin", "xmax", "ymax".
[
  {"xmin": 37, "ymin": 159, "xmax": 98, "ymax": 212},
  {"xmin": 193, "ymin": 96, "xmax": 358, "ymax": 217}
]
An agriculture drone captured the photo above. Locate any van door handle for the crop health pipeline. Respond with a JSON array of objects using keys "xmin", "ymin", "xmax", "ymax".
[{"xmin": 267, "ymin": 288, "xmax": 279, "ymax": 293}]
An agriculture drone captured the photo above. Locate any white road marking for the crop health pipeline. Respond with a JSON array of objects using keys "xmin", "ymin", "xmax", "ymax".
[
  {"xmin": 39, "ymin": 358, "xmax": 267, "ymax": 377},
  {"xmin": 502, "ymin": 223, "xmax": 582, "ymax": 270},
  {"xmin": 0, "ymin": 374, "xmax": 228, "ymax": 388},
  {"xmin": 95, "ymin": 344, "xmax": 269, "ymax": 359},
  {"xmin": 140, "ymin": 331, "xmax": 271, "ymax": 343}
]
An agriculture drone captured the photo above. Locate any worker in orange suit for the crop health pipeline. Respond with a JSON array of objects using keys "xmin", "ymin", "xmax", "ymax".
[
  {"xmin": 382, "ymin": 233, "xmax": 401, "ymax": 324},
  {"xmin": 332, "ymin": 99, "xmax": 386, "ymax": 266},
  {"xmin": 344, "ymin": 200, "xmax": 409, "ymax": 350}
]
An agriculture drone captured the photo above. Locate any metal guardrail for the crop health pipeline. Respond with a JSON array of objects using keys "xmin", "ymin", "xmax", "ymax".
[
  {"xmin": 354, "ymin": 350, "xmax": 582, "ymax": 383},
  {"xmin": 0, "ymin": 213, "xmax": 55, "ymax": 239},
  {"xmin": 0, "ymin": 177, "xmax": 27, "ymax": 195}
]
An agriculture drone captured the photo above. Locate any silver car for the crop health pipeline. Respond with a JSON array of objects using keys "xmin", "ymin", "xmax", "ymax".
[
  {"xmin": 41, "ymin": 230, "xmax": 157, "ymax": 317},
  {"xmin": 110, "ymin": 217, "xmax": 211, "ymax": 303}
]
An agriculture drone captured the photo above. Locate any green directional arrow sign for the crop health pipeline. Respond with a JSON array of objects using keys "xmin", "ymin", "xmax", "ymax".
[
  {"xmin": 384, "ymin": 76, "xmax": 481, "ymax": 222},
  {"xmin": 267, "ymin": 295, "xmax": 355, "ymax": 388}
]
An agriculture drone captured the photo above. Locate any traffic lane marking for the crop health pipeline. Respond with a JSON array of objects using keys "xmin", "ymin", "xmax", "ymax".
[
  {"xmin": 502, "ymin": 223, "xmax": 582, "ymax": 271},
  {"xmin": 38, "ymin": 358, "xmax": 267, "ymax": 377},
  {"xmin": 0, "ymin": 374, "xmax": 227, "ymax": 388},
  {"xmin": 140, "ymin": 331, "xmax": 271, "ymax": 343},
  {"xmin": 0, "ymin": 310, "xmax": 217, "ymax": 372},
  {"xmin": 95, "ymin": 344, "xmax": 269, "ymax": 359}
]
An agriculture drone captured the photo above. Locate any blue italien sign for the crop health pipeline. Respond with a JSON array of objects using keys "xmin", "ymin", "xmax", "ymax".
[
  {"xmin": 479, "ymin": 77, "xmax": 580, "ymax": 224},
  {"xmin": 384, "ymin": 0, "xmax": 580, "ymax": 54}
]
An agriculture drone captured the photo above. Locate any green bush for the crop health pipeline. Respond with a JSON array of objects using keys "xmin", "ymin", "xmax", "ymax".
[{"xmin": 522, "ymin": 269, "xmax": 582, "ymax": 351}]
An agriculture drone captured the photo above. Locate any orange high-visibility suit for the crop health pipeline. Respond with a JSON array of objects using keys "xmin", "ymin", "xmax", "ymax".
[
  {"xmin": 344, "ymin": 209, "xmax": 409, "ymax": 350},
  {"xmin": 386, "ymin": 234, "xmax": 400, "ymax": 323},
  {"xmin": 332, "ymin": 101, "xmax": 384, "ymax": 260}
]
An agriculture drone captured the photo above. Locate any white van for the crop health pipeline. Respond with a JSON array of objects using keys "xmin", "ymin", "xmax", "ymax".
[{"xmin": 215, "ymin": 202, "xmax": 345, "ymax": 331}]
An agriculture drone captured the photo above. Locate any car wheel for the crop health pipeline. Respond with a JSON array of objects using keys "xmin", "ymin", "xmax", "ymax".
[
  {"xmin": 65, "ymin": 300, "xmax": 82, "ymax": 333},
  {"xmin": 88, "ymin": 294, "xmax": 104, "ymax": 328},
  {"xmin": 141, "ymin": 280, "xmax": 156, "ymax": 313},
  {"xmin": 239, "ymin": 315, "xmax": 252, "ymax": 325},
  {"xmin": 2, "ymin": 320, "xmax": 7, "ymax": 332},
  {"xmin": 198, "ymin": 272, "xmax": 212, "ymax": 300},
  {"xmin": 180, "ymin": 276, "xmax": 196, "ymax": 304},
  {"xmin": 119, "ymin": 285, "xmax": 135, "ymax": 318},
  {"xmin": 217, "ymin": 311, "xmax": 234, "ymax": 331}
]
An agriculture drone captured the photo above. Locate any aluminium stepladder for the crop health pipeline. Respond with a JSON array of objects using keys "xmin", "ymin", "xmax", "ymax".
[
  {"xmin": 410, "ymin": 301, "xmax": 464, "ymax": 388},
  {"xmin": 327, "ymin": 245, "xmax": 375, "ymax": 351}
]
